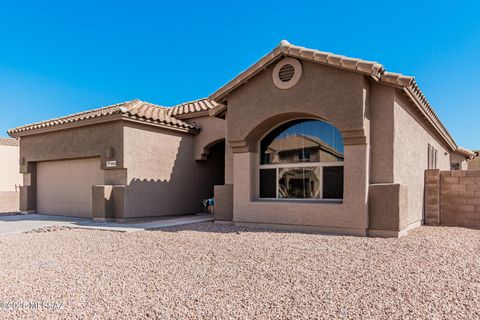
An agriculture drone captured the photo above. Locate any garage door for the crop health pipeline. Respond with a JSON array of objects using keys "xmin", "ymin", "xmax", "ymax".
[{"xmin": 37, "ymin": 158, "xmax": 103, "ymax": 217}]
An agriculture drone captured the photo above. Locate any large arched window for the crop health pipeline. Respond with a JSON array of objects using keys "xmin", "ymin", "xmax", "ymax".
[{"xmin": 259, "ymin": 119, "xmax": 344, "ymax": 200}]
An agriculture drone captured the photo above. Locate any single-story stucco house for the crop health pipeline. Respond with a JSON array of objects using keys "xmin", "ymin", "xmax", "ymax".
[
  {"xmin": 8, "ymin": 40, "xmax": 475, "ymax": 236},
  {"xmin": 8, "ymin": 99, "xmax": 225, "ymax": 219},
  {"xmin": 0, "ymin": 137, "xmax": 22, "ymax": 213}
]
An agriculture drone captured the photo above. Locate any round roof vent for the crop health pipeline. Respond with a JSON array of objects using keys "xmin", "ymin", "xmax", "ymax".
[
  {"xmin": 278, "ymin": 63, "xmax": 295, "ymax": 82},
  {"xmin": 272, "ymin": 58, "xmax": 302, "ymax": 89}
]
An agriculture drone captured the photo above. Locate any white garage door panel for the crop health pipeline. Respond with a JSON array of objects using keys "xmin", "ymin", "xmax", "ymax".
[{"xmin": 37, "ymin": 158, "xmax": 103, "ymax": 217}]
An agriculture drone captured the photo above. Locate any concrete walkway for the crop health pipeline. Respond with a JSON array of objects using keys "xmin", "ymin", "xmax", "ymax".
[{"xmin": 0, "ymin": 214, "xmax": 214, "ymax": 235}]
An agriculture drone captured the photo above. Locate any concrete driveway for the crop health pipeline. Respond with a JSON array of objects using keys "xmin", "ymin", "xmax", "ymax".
[{"xmin": 0, "ymin": 214, "xmax": 214, "ymax": 235}]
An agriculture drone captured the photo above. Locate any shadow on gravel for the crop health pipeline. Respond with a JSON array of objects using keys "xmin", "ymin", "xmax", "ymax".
[{"xmin": 149, "ymin": 221, "xmax": 355, "ymax": 237}]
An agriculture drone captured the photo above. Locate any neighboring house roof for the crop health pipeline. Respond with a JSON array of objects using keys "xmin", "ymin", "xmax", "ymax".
[
  {"xmin": 268, "ymin": 134, "xmax": 344, "ymax": 159},
  {"xmin": 0, "ymin": 137, "xmax": 19, "ymax": 147},
  {"xmin": 166, "ymin": 98, "xmax": 221, "ymax": 119},
  {"xmin": 8, "ymin": 100, "xmax": 198, "ymax": 137},
  {"xmin": 209, "ymin": 40, "xmax": 463, "ymax": 153},
  {"xmin": 455, "ymin": 147, "xmax": 477, "ymax": 159}
]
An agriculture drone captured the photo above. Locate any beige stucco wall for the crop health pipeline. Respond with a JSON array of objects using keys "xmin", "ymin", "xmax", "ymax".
[
  {"xmin": 0, "ymin": 192, "xmax": 19, "ymax": 213},
  {"xmin": 17, "ymin": 121, "xmax": 125, "ymax": 213},
  {"xmin": 392, "ymin": 92, "xmax": 450, "ymax": 225},
  {"xmin": 0, "ymin": 143, "xmax": 21, "ymax": 212},
  {"xmin": 369, "ymin": 83, "xmax": 395, "ymax": 184},
  {"xmin": 0, "ymin": 145, "xmax": 22, "ymax": 192},
  {"xmin": 184, "ymin": 116, "xmax": 225, "ymax": 160},
  {"xmin": 226, "ymin": 60, "xmax": 369, "ymax": 146},
  {"xmin": 231, "ymin": 145, "xmax": 369, "ymax": 234},
  {"xmin": 221, "ymin": 59, "xmax": 371, "ymax": 234},
  {"xmin": 123, "ymin": 122, "xmax": 224, "ymax": 218},
  {"xmin": 19, "ymin": 121, "xmax": 124, "ymax": 172},
  {"xmin": 469, "ymin": 156, "xmax": 480, "ymax": 170},
  {"xmin": 17, "ymin": 118, "xmax": 224, "ymax": 218},
  {"xmin": 450, "ymin": 152, "xmax": 468, "ymax": 170},
  {"xmin": 218, "ymin": 56, "xmax": 459, "ymax": 235}
]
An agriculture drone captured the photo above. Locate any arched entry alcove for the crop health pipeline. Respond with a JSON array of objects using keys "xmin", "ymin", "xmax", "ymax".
[{"xmin": 197, "ymin": 139, "xmax": 225, "ymax": 200}]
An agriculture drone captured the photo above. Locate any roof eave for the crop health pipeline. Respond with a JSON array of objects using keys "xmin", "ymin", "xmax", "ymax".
[
  {"xmin": 209, "ymin": 41, "xmax": 460, "ymax": 154},
  {"xmin": 402, "ymin": 86, "xmax": 457, "ymax": 151},
  {"xmin": 456, "ymin": 146, "xmax": 476, "ymax": 159},
  {"xmin": 8, "ymin": 114, "xmax": 124, "ymax": 138},
  {"xmin": 122, "ymin": 115, "xmax": 200, "ymax": 134},
  {"xmin": 8, "ymin": 113, "xmax": 199, "ymax": 138},
  {"xmin": 376, "ymin": 72, "xmax": 458, "ymax": 151},
  {"xmin": 0, "ymin": 137, "xmax": 19, "ymax": 146},
  {"xmin": 210, "ymin": 46, "xmax": 284, "ymax": 103},
  {"xmin": 170, "ymin": 110, "xmax": 211, "ymax": 120},
  {"xmin": 209, "ymin": 103, "xmax": 227, "ymax": 119}
]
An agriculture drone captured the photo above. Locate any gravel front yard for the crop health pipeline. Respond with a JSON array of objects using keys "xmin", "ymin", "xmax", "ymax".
[{"xmin": 0, "ymin": 223, "xmax": 479, "ymax": 319}]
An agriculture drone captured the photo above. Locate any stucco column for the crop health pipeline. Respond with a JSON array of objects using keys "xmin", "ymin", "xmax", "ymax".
[
  {"xmin": 342, "ymin": 143, "xmax": 369, "ymax": 229},
  {"xmin": 224, "ymin": 140, "xmax": 234, "ymax": 185},
  {"xmin": 368, "ymin": 183, "xmax": 408, "ymax": 236},
  {"xmin": 92, "ymin": 185, "xmax": 126, "ymax": 221},
  {"xmin": 19, "ymin": 162, "xmax": 36, "ymax": 213},
  {"xmin": 233, "ymin": 152, "xmax": 256, "ymax": 208},
  {"xmin": 213, "ymin": 137, "xmax": 234, "ymax": 222}
]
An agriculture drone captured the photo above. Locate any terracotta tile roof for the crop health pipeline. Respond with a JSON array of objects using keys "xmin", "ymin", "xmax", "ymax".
[
  {"xmin": 8, "ymin": 100, "xmax": 198, "ymax": 137},
  {"xmin": 166, "ymin": 98, "xmax": 221, "ymax": 119},
  {"xmin": 210, "ymin": 40, "xmax": 384, "ymax": 103},
  {"xmin": 379, "ymin": 72, "xmax": 457, "ymax": 150},
  {"xmin": 0, "ymin": 137, "xmax": 19, "ymax": 147},
  {"xmin": 125, "ymin": 100, "xmax": 195, "ymax": 130},
  {"xmin": 209, "ymin": 40, "xmax": 460, "ymax": 151}
]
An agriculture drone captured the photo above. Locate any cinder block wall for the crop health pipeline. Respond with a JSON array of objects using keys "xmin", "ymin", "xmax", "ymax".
[{"xmin": 425, "ymin": 169, "xmax": 480, "ymax": 228}]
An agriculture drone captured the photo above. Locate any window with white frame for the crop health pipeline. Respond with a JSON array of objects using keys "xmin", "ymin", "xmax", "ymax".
[{"xmin": 259, "ymin": 119, "xmax": 344, "ymax": 200}]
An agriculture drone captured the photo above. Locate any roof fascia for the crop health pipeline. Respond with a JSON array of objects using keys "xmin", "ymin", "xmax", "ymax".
[
  {"xmin": 8, "ymin": 114, "xmax": 124, "ymax": 138},
  {"xmin": 402, "ymin": 87, "xmax": 457, "ymax": 151},
  {"xmin": 9, "ymin": 113, "xmax": 199, "ymax": 138},
  {"xmin": 122, "ymin": 116, "xmax": 199, "ymax": 134},
  {"xmin": 171, "ymin": 110, "xmax": 211, "ymax": 120},
  {"xmin": 209, "ymin": 103, "xmax": 227, "ymax": 119}
]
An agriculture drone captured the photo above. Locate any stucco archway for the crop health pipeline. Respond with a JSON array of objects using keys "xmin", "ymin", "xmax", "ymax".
[
  {"xmin": 228, "ymin": 111, "xmax": 357, "ymax": 154},
  {"xmin": 197, "ymin": 138, "xmax": 225, "ymax": 161}
]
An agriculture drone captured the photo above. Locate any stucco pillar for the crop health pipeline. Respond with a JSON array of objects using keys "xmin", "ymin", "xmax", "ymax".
[
  {"xmin": 19, "ymin": 162, "xmax": 36, "ymax": 213},
  {"xmin": 92, "ymin": 185, "xmax": 126, "ymax": 221},
  {"xmin": 224, "ymin": 140, "xmax": 234, "ymax": 185},
  {"xmin": 213, "ymin": 184, "xmax": 233, "ymax": 222},
  {"xmin": 213, "ymin": 138, "xmax": 234, "ymax": 222},
  {"xmin": 233, "ymin": 152, "xmax": 256, "ymax": 209},
  {"xmin": 368, "ymin": 183, "xmax": 408, "ymax": 237},
  {"xmin": 342, "ymin": 143, "xmax": 370, "ymax": 229}
]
